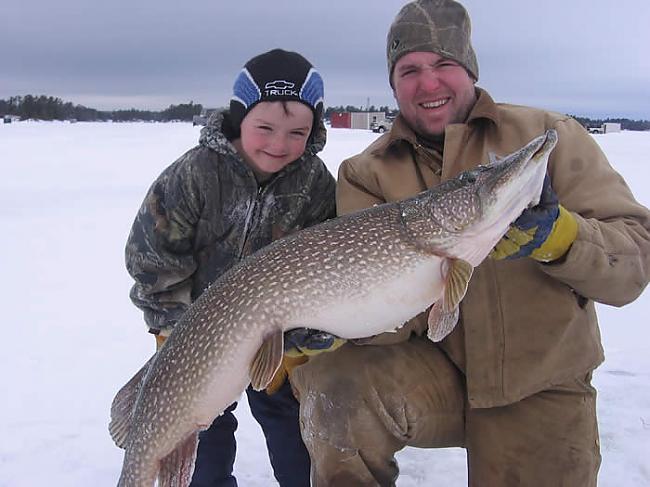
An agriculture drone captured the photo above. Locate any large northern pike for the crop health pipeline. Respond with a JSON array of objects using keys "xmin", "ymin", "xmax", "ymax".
[{"xmin": 110, "ymin": 130, "xmax": 557, "ymax": 486}]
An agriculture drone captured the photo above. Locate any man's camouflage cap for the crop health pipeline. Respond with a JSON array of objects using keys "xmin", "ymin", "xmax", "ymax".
[{"xmin": 386, "ymin": 0, "xmax": 479, "ymax": 85}]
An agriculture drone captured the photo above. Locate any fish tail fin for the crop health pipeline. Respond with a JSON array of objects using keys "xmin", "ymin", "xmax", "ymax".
[
  {"xmin": 109, "ymin": 353, "xmax": 157, "ymax": 448},
  {"xmin": 158, "ymin": 432, "xmax": 199, "ymax": 487}
]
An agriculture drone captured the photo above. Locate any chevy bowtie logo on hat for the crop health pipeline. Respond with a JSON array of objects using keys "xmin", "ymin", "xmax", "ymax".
[
  {"xmin": 264, "ymin": 80, "xmax": 298, "ymax": 97},
  {"xmin": 265, "ymin": 80, "xmax": 295, "ymax": 90}
]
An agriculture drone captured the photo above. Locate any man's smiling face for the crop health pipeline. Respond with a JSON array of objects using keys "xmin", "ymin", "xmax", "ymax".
[{"xmin": 392, "ymin": 51, "xmax": 477, "ymax": 139}]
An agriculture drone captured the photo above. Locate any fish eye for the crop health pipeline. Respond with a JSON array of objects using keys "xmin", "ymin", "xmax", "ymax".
[{"xmin": 459, "ymin": 171, "xmax": 477, "ymax": 183}]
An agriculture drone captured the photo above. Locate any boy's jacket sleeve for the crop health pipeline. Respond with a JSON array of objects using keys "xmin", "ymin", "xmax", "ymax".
[{"xmin": 125, "ymin": 154, "xmax": 203, "ymax": 334}]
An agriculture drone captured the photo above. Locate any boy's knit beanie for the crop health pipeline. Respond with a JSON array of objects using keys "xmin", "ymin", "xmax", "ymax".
[{"xmin": 229, "ymin": 49, "xmax": 324, "ymax": 133}]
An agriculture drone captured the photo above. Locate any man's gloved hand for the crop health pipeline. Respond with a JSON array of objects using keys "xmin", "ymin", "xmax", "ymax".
[
  {"xmin": 265, "ymin": 355, "xmax": 309, "ymax": 395},
  {"xmin": 266, "ymin": 328, "xmax": 346, "ymax": 395},
  {"xmin": 490, "ymin": 175, "xmax": 578, "ymax": 262}
]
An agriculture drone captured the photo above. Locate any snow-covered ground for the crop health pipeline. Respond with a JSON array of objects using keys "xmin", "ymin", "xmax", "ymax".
[{"xmin": 1, "ymin": 121, "xmax": 648, "ymax": 486}]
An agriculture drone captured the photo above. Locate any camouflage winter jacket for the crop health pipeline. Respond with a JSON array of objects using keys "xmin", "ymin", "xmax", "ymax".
[{"xmin": 126, "ymin": 110, "xmax": 336, "ymax": 335}]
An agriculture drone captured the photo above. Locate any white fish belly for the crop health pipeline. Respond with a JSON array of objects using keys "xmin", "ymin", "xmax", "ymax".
[
  {"xmin": 189, "ymin": 337, "xmax": 266, "ymax": 428},
  {"xmin": 296, "ymin": 256, "xmax": 446, "ymax": 338}
]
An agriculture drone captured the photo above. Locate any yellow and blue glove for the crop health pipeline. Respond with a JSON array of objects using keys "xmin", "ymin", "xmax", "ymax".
[
  {"xmin": 283, "ymin": 328, "xmax": 346, "ymax": 358},
  {"xmin": 490, "ymin": 175, "xmax": 578, "ymax": 262},
  {"xmin": 266, "ymin": 328, "xmax": 346, "ymax": 394}
]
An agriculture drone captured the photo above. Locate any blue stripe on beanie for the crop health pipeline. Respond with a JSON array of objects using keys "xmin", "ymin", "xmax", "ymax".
[
  {"xmin": 300, "ymin": 69, "xmax": 324, "ymax": 110},
  {"xmin": 231, "ymin": 68, "xmax": 261, "ymax": 109}
]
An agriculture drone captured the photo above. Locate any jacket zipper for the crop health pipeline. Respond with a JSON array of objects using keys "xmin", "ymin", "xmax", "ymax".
[{"xmin": 237, "ymin": 180, "xmax": 273, "ymax": 260}]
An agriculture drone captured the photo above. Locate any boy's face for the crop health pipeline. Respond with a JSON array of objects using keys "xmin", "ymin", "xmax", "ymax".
[
  {"xmin": 238, "ymin": 101, "xmax": 313, "ymax": 178},
  {"xmin": 392, "ymin": 51, "xmax": 476, "ymax": 139}
]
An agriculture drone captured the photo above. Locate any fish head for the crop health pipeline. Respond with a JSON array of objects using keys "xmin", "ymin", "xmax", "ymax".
[{"xmin": 401, "ymin": 129, "xmax": 557, "ymax": 265}]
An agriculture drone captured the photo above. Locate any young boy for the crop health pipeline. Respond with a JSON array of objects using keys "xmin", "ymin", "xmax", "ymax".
[{"xmin": 125, "ymin": 49, "xmax": 337, "ymax": 487}]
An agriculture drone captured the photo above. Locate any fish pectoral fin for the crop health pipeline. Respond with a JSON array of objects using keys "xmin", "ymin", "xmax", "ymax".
[
  {"xmin": 427, "ymin": 302, "xmax": 459, "ymax": 342},
  {"xmin": 444, "ymin": 259, "xmax": 473, "ymax": 313},
  {"xmin": 109, "ymin": 353, "xmax": 157, "ymax": 449},
  {"xmin": 250, "ymin": 330, "xmax": 284, "ymax": 391},
  {"xmin": 426, "ymin": 259, "xmax": 472, "ymax": 342},
  {"xmin": 158, "ymin": 432, "xmax": 199, "ymax": 487}
]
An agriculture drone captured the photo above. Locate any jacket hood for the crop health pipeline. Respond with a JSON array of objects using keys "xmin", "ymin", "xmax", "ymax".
[{"xmin": 198, "ymin": 110, "xmax": 242, "ymax": 157}]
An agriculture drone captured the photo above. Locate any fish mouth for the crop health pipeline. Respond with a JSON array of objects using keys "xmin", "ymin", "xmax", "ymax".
[
  {"xmin": 472, "ymin": 129, "xmax": 558, "ymax": 239},
  {"xmin": 518, "ymin": 129, "xmax": 558, "ymax": 203},
  {"xmin": 497, "ymin": 129, "xmax": 557, "ymax": 187},
  {"xmin": 533, "ymin": 129, "xmax": 558, "ymax": 163}
]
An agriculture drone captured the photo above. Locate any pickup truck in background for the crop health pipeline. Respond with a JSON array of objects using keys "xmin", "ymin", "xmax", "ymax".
[{"xmin": 370, "ymin": 119, "xmax": 393, "ymax": 133}]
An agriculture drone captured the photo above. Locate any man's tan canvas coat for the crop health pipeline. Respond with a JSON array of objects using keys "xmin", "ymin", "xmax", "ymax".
[{"xmin": 337, "ymin": 89, "xmax": 650, "ymax": 408}]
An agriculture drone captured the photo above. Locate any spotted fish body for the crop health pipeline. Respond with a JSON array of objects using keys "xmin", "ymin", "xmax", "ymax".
[{"xmin": 110, "ymin": 130, "xmax": 558, "ymax": 486}]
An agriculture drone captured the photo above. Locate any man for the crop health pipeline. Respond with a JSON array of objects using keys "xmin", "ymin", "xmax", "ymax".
[{"xmin": 290, "ymin": 1, "xmax": 650, "ymax": 486}]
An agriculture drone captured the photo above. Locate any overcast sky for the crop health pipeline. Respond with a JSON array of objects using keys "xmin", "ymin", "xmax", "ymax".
[{"xmin": 2, "ymin": 0, "xmax": 649, "ymax": 118}]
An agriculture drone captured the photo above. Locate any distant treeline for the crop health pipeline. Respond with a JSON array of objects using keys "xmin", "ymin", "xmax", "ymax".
[
  {"xmin": 0, "ymin": 96, "xmax": 397, "ymax": 122},
  {"xmin": 2, "ymin": 95, "xmax": 649, "ymax": 130},
  {"xmin": 0, "ymin": 95, "xmax": 203, "ymax": 122}
]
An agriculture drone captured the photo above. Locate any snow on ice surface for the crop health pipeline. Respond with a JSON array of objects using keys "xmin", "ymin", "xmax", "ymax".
[{"xmin": 1, "ymin": 122, "xmax": 649, "ymax": 486}]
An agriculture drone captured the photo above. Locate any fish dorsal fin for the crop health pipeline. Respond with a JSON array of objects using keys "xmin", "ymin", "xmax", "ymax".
[
  {"xmin": 427, "ymin": 259, "xmax": 473, "ymax": 342},
  {"xmin": 109, "ymin": 353, "xmax": 157, "ymax": 449},
  {"xmin": 443, "ymin": 259, "xmax": 473, "ymax": 313},
  {"xmin": 250, "ymin": 330, "xmax": 284, "ymax": 391}
]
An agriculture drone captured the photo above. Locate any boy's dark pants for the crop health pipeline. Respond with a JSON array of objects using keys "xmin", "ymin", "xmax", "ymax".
[{"xmin": 190, "ymin": 380, "xmax": 310, "ymax": 487}]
